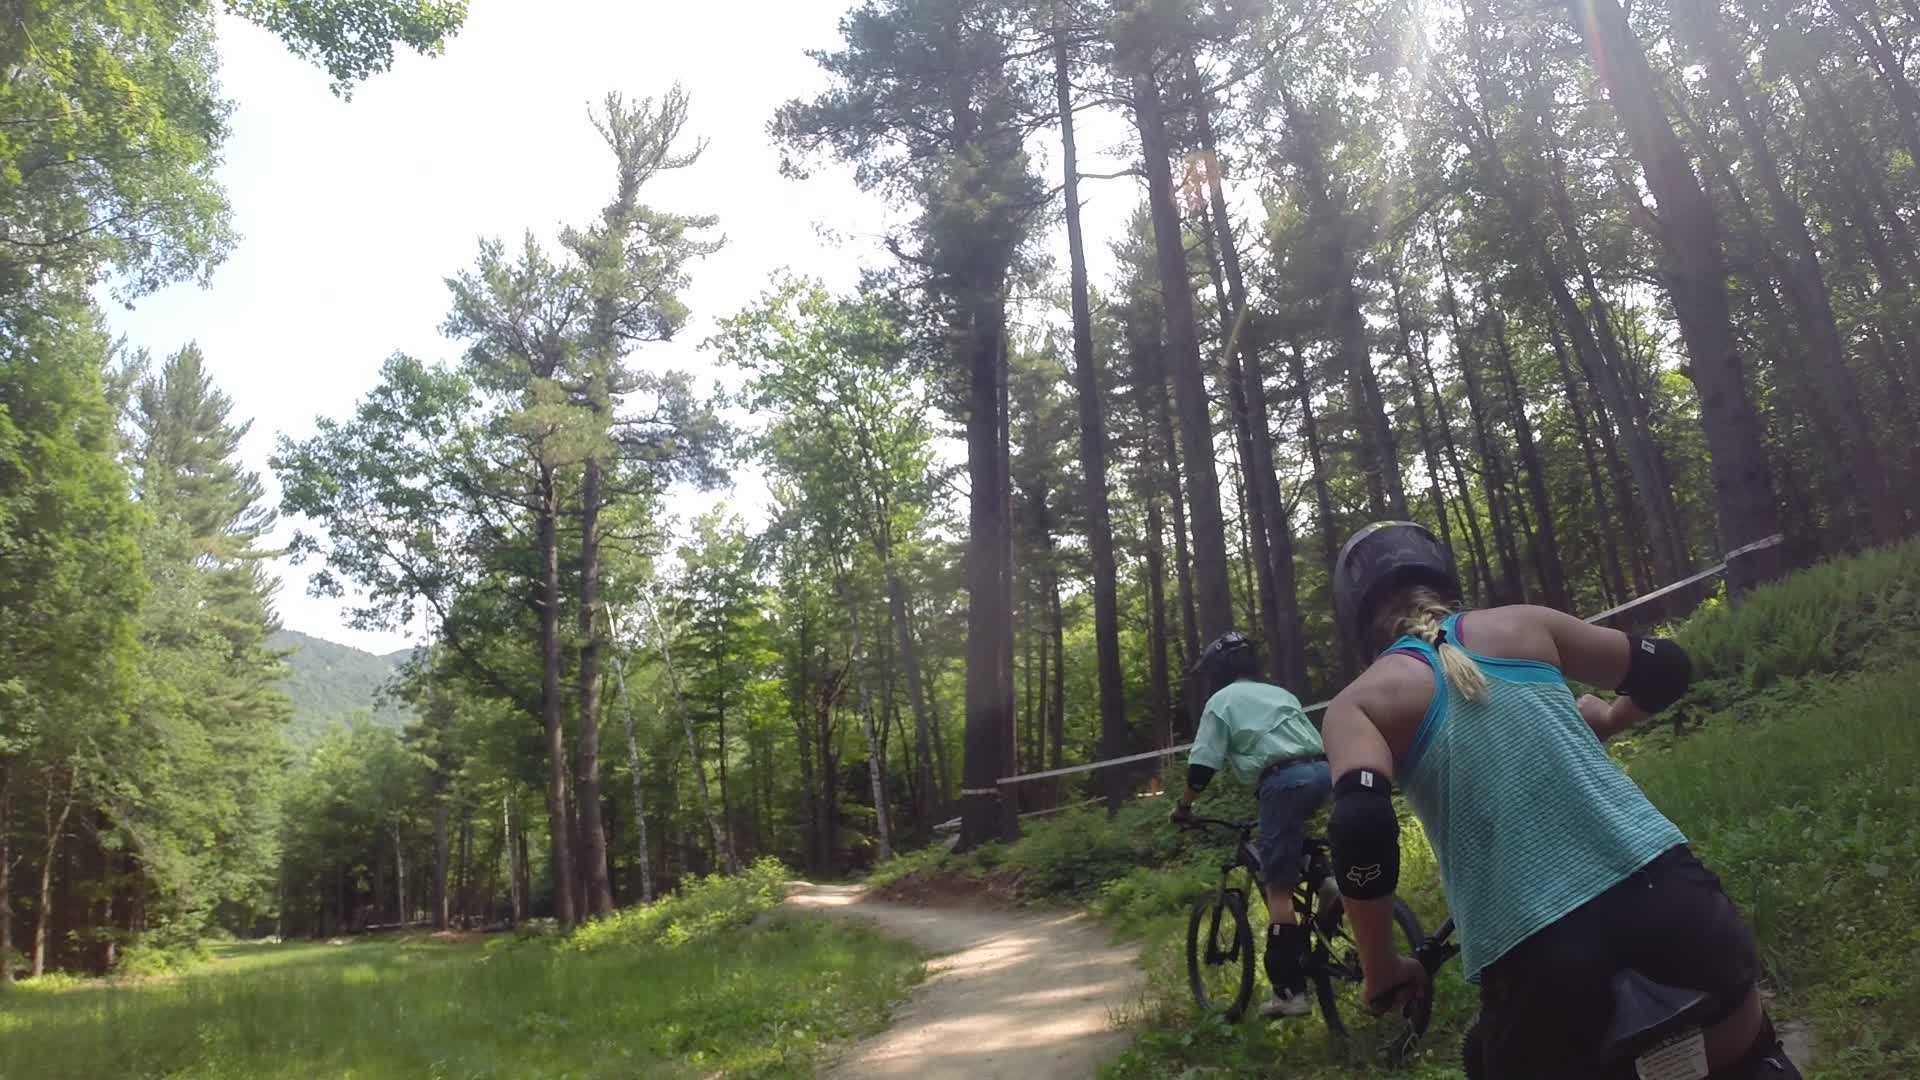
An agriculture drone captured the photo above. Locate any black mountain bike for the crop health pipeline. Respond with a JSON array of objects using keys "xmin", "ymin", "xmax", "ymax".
[{"xmin": 1180, "ymin": 816, "xmax": 1460, "ymax": 1065}]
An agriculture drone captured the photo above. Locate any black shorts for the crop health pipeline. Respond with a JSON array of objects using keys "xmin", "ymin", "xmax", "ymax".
[{"xmin": 1471, "ymin": 845, "xmax": 1760, "ymax": 1079}]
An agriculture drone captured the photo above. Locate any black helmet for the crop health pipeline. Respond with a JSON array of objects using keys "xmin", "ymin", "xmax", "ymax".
[
  {"xmin": 1191, "ymin": 630, "xmax": 1260, "ymax": 696},
  {"xmin": 1333, "ymin": 521, "xmax": 1462, "ymax": 653}
]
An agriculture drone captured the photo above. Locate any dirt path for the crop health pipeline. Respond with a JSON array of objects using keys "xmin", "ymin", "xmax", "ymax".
[{"xmin": 783, "ymin": 883, "xmax": 1143, "ymax": 1080}]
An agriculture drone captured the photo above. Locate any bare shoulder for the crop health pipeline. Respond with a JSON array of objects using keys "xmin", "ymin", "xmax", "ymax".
[
  {"xmin": 1454, "ymin": 605, "xmax": 1563, "ymax": 667},
  {"xmin": 1339, "ymin": 652, "xmax": 1437, "ymax": 757}
]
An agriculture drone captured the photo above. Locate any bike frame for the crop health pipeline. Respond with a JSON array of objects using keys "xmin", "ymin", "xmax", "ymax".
[{"xmin": 1193, "ymin": 818, "xmax": 1337, "ymax": 969}]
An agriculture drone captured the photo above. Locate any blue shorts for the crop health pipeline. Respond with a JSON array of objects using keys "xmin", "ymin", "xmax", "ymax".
[{"xmin": 1256, "ymin": 759, "xmax": 1333, "ymax": 892}]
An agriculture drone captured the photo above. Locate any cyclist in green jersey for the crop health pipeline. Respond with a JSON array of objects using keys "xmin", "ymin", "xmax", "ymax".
[{"xmin": 1171, "ymin": 631, "xmax": 1329, "ymax": 1019}]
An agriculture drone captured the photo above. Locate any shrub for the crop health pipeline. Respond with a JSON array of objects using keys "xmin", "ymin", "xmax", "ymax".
[
  {"xmin": 1678, "ymin": 540, "xmax": 1920, "ymax": 691},
  {"xmin": 568, "ymin": 856, "xmax": 789, "ymax": 953},
  {"xmin": 865, "ymin": 844, "xmax": 951, "ymax": 891},
  {"xmin": 115, "ymin": 937, "xmax": 211, "ymax": 978}
]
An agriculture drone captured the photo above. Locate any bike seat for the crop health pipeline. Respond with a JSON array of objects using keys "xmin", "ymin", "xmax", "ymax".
[{"xmin": 1597, "ymin": 969, "xmax": 1713, "ymax": 1061}]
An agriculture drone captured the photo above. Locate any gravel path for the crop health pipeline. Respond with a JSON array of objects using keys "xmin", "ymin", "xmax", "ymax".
[{"xmin": 783, "ymin": 883, "xmax": 1143, "ymax": 1080}]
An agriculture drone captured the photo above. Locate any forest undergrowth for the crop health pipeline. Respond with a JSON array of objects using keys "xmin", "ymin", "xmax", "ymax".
[
  {"xmin": 0, "ymin": 860, "xmax": 925, "ymax": 1080},
  {"xmin": 869, "ymin": 543, "xmax": 1920, "ymax": 1079}
]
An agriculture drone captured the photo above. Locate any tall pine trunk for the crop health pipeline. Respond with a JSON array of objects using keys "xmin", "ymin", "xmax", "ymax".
[
  {"xmin": 642, "ymin": 593, "xmax": 736, "ymax": 872},
  {"xmin": 608, "ymin": 627, "xmax": 654, "ymax": 903},
  {"xmin": 1202, "ymin": 210, "xmax": 1279, "ymax": 650},
  {"xmin": 959, "ymin": 283, "xmax": 1013, "ymax": 851},
  {"xmin": 1047, "ymin": 563, "xmax": 1066, "ymax": 772},
  {"xmin": 535, "ymin": 466, "xmax": 576, "ymax": 925},
  {"xmin": 1534, "ymin": 86, "xmax": 1690, "ymax": 580},
  {"xmin": 0, "ymin": 761, "xmax": 12, "ymax": 984},
  {"xmin": 1285, "ymin": 341, "xmax": 1345, "ymax": 586},
  {"xmin": 883, "ymin": 567, "xmax": 936, "ymax": 833},
  {"xmin": 852, "ymin": 588, "xmax": 887, "ymax": 857},
  {"xmin": 1690, "ymin": 23, "xmax": 1901, "ymax": 541},
  {"xmin": 1191, "ymin": 65, "xmax": 1307, "ymax": 689},
  {"xmin": 393, "ymin": 822, "xmax": 406, "ymax": 926},
  {"xmin": 1489, "ymin": 310, "xmax": 1569, "ymax": 608},
  {"xmin": 1052, "ymin": 26, "xmax": 1130, "ymax": 812},
  {"xmin": 1145, "ymin": 499, "xmax": 1175, "ymax": 748},
  {"xmin": 1389, "ymin": 271, "xmax": 1457, "ymax": 559},
  {"xmin": 575, "ymin": 458, "xmax": 614, "ymax": 918},
  {"xmin": 1134, "ymin": 71, "xmax": 1235, "ymax": 643},
  {"xmin": 432, "ymin": 794, "xmax": 450, "ymax": 930},
  {"xmin": 1436, "ymin": 232, "xmax": 1527, "ymax": 602},
  {"xmin": 31, "ymin": 769, "xmax": 73, "ymax": 976},
  {"xmin": 1548, "ymin": 318, "xmax": 1631, "ymax": 603},
  {"xmin": 504, "ymin": 798, "xmax": 523, "ymax": 924},
  {"xmin": 1285, "ymin": 340, "xmax": 1355, "ymax": 684},
  {"xmin": 1567, "ymin": 0, "xmax": 1784, "ymax": 588},
  {"xmin": 1153, "ymin": 365, "xmax": 1201, "ymax": 676}
]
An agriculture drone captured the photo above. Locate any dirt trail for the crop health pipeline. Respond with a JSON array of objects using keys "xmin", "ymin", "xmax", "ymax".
[{"xmin": 783, "ymin": 883, "xmax": 1143, "ymax": 1080}]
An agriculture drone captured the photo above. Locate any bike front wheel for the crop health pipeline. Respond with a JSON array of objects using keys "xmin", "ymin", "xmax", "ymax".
[
  {"xmin": 1312, "ymin": 898, "xmax": 1432, "ymax": 1063},
  {"xmin": 1187, "ymin": 889, "xmax": 1255, "ymax": 1022}
]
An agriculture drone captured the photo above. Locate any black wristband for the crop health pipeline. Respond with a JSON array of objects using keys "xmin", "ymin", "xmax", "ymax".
[{"xmin": 1187, "ymin": 763, "xmax": 1216, "ymax": 793}]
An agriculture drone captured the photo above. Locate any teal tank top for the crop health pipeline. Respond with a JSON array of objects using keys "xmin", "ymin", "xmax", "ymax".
[{"xmin": 1390, "ymin": 613, "xmax": 1685, "ymax": 982}]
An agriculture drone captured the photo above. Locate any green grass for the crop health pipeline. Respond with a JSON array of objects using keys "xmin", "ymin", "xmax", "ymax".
[{"xmin": 0, "ymin": 860, "xmax": 925, "ymax": 1079}]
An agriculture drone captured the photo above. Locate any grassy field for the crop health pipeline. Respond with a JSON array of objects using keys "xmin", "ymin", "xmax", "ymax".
[
  {"xmin": 868, "ymin": 541, "xmax": 1920, "ymax": 1079},
  {"xmin": 0, "ymin": 862, "xmax": 925, "ymax": 1079}
]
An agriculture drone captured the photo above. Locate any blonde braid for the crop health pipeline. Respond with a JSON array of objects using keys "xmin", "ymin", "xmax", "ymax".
[{"xmin": 1377, "ymin": 585, "xmax": 1488, "ymax": 702}]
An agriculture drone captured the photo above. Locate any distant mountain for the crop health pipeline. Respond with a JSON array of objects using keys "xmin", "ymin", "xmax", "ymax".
[{"xmin": 271, "ymin": 629, "xmax": 416, "ymax": 743}]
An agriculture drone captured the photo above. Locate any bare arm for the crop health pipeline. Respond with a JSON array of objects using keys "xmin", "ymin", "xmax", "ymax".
[
  {"xmin": 1577, "ymin": 692, "xmax": 1651, "ymax": 741},
  {"xmin": 1535, "ymin": 605, "xmax": 1634, "ymax": 687}
]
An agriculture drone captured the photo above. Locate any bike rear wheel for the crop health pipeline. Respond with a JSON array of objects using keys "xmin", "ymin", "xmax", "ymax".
[
  {"xmin": 1187, "ymin": 890, "xmax": 1255, "ymax": 1022},
  {"xmin": 1311, "ymin": 898, "xmax": 1432, "ymax": 1064}
]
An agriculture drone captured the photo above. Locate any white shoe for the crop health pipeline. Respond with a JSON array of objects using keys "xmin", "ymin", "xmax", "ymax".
[{"xmin": 1260, "ymin": 989, "xmax": 1312, "ymax": 1018}]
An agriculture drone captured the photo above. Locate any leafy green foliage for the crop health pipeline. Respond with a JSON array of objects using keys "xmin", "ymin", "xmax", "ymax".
[
  {"xmin": 222, "ymin": 0, "xmax": 468, "ymax": 93},
  {"xmin": 0, "ymin": 1, "xmax": 232, "ymax": 301}
]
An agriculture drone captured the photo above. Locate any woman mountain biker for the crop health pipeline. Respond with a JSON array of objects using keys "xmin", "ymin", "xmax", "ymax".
[
  {"xmin": 1320, "ymin": 521, "xmax": 1801, "ymax": 1078},
  {"xmin": 1170, "ymin": 631, "xmax": 1330, "ymax": 1019}
]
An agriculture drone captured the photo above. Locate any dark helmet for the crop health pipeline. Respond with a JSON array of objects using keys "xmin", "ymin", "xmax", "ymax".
[
  {"xmin": 1191, "ymin": 630, "xmax": 1260, "ymax": 695},
  {"xmin": 1333, "ymin": 521, "xmax": 1462, "ymax": 653}
]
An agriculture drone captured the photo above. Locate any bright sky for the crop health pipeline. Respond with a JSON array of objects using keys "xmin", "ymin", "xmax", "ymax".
[{"xmin": 104, "ymin": 1, "xmax": 1151, "ymax": 654}]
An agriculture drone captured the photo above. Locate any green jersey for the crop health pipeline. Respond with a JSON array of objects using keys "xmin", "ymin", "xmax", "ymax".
[{"xmin": 1188, "ymin": 680, "xmax": 1322, "ymax": 785}]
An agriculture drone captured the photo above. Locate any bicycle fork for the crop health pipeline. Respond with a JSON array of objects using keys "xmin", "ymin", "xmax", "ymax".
[{"xmin": 1206, "ymin": 867, "xmax": 1246, "ymax": 965}]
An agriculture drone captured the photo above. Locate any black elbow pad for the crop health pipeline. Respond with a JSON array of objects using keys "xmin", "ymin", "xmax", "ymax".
[
  {"xmin": 1616, "ymin": 636, "xmax": 1691, "ymax": 714},
  {"xmin": 1328, "ymin": 769, "xmax": 1399, "ymax": 900},
  {"xmin": 1187, "ymin": 763, "xmax": 1216, "ymax": 793}
]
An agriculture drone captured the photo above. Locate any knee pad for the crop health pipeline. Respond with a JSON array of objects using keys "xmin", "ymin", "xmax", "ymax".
[{"xmin": 1705, "ymin": 1013, "xmax": 1802, "ymax": 1080}]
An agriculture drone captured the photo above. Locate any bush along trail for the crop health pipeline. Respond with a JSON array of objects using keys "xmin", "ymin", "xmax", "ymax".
[{"xmin": 863, "ymin": 543, "xmax": 1920, "ymax": 1080}]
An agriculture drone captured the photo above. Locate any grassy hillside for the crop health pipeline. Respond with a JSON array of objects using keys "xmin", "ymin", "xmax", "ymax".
[
  {"xmin": 271, "ymin": 629, "xmax": 415, "ymax": 743},
  {"xmin": 0, "ymin": 861, "xmax": 925, "ymax": 1079},
  {"xmin": 870, "ymin": 541, "xmax": 1920, "ymax": 1079}
]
